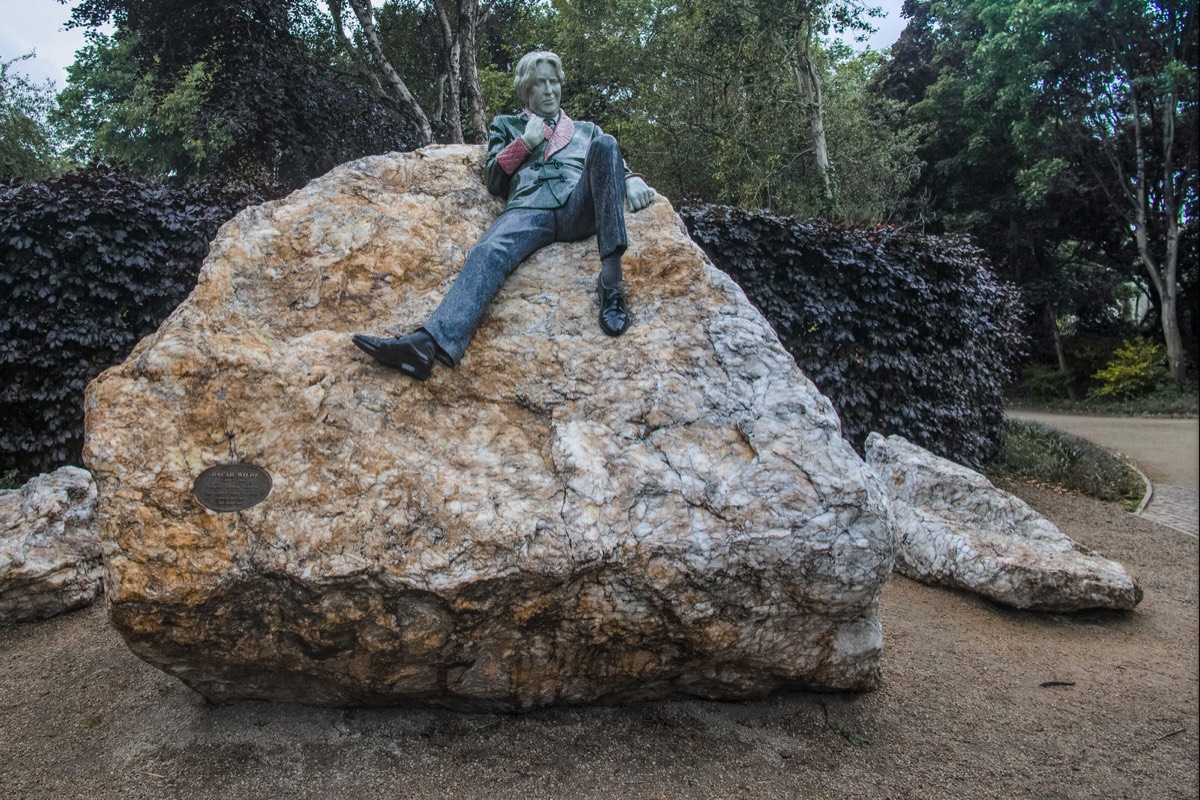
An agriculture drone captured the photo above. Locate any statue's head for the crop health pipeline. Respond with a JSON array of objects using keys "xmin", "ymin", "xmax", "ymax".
[{"xmin": 513, "ymin": 51, "xmax": 564, "ymax": 118}]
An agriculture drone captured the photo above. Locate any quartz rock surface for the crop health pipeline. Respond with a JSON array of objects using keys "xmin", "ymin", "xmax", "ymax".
[
  {"xmin": 865, "ymin": 433, "xmax": 1142, "ymax": 611},
  {"xmin": 1, "ymin": 466, "xmax": 103, "ymax": 623},
  {"xmin": 83, "ymin": 145, "xmax": 894, "ymax": 709}
]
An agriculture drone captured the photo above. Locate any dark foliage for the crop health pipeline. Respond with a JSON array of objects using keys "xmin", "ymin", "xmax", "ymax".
[
  {"xmin": 70, "ymin": 0, "xmax": 414, "ymax": 186},
  {"xmin": 0, "ymin": 167, "xmax": 261, "ymax": 479},
  {"xmin": 870, "ymin": 0, "xmax": 941, "ymax": 110},
  {"xmin": 202, "ymin": 41, "xmax": 415, "ymax": 187},
  {"xmin": 682, "ymin": 204, "xmax": 1025, "ymax": 466}
]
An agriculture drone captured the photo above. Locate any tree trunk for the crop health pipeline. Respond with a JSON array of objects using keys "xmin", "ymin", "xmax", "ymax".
[
  {"xmin": 458, "ymin": 0, "xmax": 486, "ymax": 143},
  {"xmin": 1046, "ymin": 304, "xmax": 1080, "ymax": 401},
  {"xmin": 433, "ymin": 74, "xmax": 447, "ymax": 126},
  {"xmin": 328, "ymin": 1, "xmax": 385, "ymax": 98},
  {"xmin": 1160, "ymin": 291, "xmax": 1185, "ymax": 385},
  {"xmin": 339, "ymin": 0, "xmax": 434, "ymax": 146},
  {"xmin": 782, "ymin": 24, "xmax": 835, "ymax": 212},
  {"xmin": 1137, "ymin": 225, "xmax": 1186, "ymax": 387},
  {"xmin": 1128, "ymin": 88, "xmax": 1187, "ymax": 387},
  {"xmin": 431, "ymin": 0, "xmax": 464, "ymax": 143}
]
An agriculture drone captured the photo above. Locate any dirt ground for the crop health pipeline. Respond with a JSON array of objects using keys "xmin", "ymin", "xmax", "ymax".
[{"xmin": 2, "ymin": 481, "xmax": 1197, "ymax": 800}]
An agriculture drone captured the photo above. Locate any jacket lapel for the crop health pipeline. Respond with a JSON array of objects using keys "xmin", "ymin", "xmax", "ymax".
[
  {"xmin": 544, "ymin": 112, "xmax": 574, "ymax": 159},
  {"xmin": 518, "ymin": 109, "xmax": 574, "ymax": 159}
]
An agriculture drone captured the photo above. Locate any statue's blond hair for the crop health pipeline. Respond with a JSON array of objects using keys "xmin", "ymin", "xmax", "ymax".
[{"xmin": 513, "ymin": 51, "xmax": 564, "ymax": 106}]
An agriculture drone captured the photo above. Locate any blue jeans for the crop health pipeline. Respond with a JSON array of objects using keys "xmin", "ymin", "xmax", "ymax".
[{"xmin": 423, "ymin": 134, "xmax": 628, "ymax": 364}]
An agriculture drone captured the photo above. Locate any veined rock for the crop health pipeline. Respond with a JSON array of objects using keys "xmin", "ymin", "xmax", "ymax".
[
  {"xmin": 83, "ymin": 145, "xmax": 894, "ymax": 709},
  {"xmin": 865, "ymin": 433, "xmax": 1141, "ymax": 612},
  {"xmin": 1, "ymin": 466, "xmax": 103, "ymax": 623}
]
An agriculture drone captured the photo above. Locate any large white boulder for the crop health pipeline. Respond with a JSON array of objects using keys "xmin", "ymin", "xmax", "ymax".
[{"xmin": 83, "ymin": 146, "xmax": 894, "ymax": 709}]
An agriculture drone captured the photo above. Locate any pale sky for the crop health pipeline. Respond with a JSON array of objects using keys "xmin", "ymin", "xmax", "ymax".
[
  {"xmin": 2, "ymin": 0, "xmax": 908, "ymax": 92},
  {"xmin": 1, "ymin": 0, "xmax": 93, "ymax": 88}
]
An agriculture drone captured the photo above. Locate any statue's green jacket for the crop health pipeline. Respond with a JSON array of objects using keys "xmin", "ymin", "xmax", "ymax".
[{"xmin": 484, "ymin": 112, "xmax": 630, "ymax": 212}]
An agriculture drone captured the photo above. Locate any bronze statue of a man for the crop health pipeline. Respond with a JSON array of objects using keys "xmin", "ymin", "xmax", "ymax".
[{"xmin": 353, "ymin": 50, "xmax": 655, "ymax": 380}]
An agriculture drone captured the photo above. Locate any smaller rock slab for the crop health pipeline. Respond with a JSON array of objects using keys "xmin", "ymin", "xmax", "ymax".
[
  {"xmin": 865, "ymin": 433, "xmax": 1142, "ymax": 611},
  {"xmin": 1, "ymin": 466, "xmax": 103, "ymax": 623}
]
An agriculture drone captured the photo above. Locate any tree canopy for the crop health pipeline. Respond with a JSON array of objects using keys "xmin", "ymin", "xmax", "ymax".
[
  {"xmin": 872, "ymin": 0, "xmax": 1197, "ymax": 388},
  {"xmin": 1, "ymin": 53, "xmax": 63, "ymax": 180},
  {"xmin": 61, "ymin": 0, "xmax": 414, "ymax": 185},
  {"xmin": 51, "ymin": 0, "xmax": 918, "ymax": 221}
]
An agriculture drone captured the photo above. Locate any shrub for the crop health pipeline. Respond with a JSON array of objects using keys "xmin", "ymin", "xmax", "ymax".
[
  {"xmin": 1091, "ymin": 338, "xmax": 1170, "ymax": 400},
  {"xmin": 1017, "ymin": 363, "xmax": 1070, "ymax": 401},
  {"xmin": 1062, "ymin": 335, "xmax": 1122, "ymax": 398},
  {"xmin": 987, "ymin": 420, "xmax": 1146, "ymax": 510},
  {"xmin": 681, "ymin": 204, "xmax": 1025, "ymax": 467},
  {"xmin": 0, "ymin": 167, "xmax": 262, "ymax": 480}
]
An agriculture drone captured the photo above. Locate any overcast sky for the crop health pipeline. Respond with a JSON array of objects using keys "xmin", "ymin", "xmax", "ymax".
[
  {"xmin": 1, "ymin": 0, "xmax": 91, "ymax": 88},
  {"xmin": 3, "ymin": 0, "xmax": 907, "ymax": 92}
]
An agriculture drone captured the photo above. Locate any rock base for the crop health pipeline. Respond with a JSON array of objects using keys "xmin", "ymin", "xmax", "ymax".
[
  {"xmin": 84, "ymin": 146, "xmax": 894, "ymax": 709},
  {"xmin": 1, "ymin": 467, "xmax": 103, "ymax": 624}
]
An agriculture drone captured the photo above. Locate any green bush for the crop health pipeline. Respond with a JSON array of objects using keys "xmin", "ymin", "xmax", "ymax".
[
  {"xmin": 1062, "ymin": 335, "xmax": 1123, "ymax": 398},
  {"xmin": 987, "ymin": 420, "xmax": 1146, "ymax": 510},
  {"xmin": 1019, "ymin": 363, "xmax": 1070, "ymax": 401},
  {"xmin": 1091, "ymin": 339, "xmax": 1170, "ymax": 399}
]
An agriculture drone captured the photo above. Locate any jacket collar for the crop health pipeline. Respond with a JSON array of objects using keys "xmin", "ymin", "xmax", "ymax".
[{"xmin": 520, "ymin": 108, "xmax": 575, "ymax": 159}]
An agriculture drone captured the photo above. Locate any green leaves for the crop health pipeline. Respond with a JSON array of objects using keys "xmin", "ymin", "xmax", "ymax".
[
  {"xmin": 1015, "ymin": 157, "xmax": 1068, "ymax": 207},
  {"xmin": 0, "ymin": 53, "xmax": 64, "ymax": 181},
  {"xmin": 61, "ymin": 1, "xmax": 415, "ymax": 185}
]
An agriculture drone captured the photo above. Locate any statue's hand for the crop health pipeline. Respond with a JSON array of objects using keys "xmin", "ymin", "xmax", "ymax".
[
  {"xmin": 521, "ymin": 116, "xmax": 547, "ymax": 150},
  {"xmin": 626, "ymin": 177, "xmax": 655, "ymax": 212}
]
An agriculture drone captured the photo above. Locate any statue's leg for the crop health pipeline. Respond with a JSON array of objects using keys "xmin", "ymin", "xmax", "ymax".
[
  {"xmin": 422, "ymin": 209, "xmax": 555, "ymax": 364},
  {"xmin": 556, "ymin": 134, "xmax": 628, "ymax": 271},
  {"xmin": 556, "ymin": 134, "xmax": 632, "ymax": 335}
]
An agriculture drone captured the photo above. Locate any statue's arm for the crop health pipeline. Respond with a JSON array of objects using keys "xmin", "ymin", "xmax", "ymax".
[
  {"xmin": 625, "ymin": 175, "xmax": 654, "ymax": 212},
  {"xmin": 597, "ymin": 125, "xmax": 654, "ymax": 212},
  {"xmin": 484, "ymin": 116, "xmax": 530, "ymax": 198}
]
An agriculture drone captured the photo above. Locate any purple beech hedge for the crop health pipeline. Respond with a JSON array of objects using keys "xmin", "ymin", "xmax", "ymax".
[
  {"xmin": 0, "ymin": 168, "xmax": 266, "ymax": 479},
  {"xmin": 681, "ymin": 204, "xmax": 1025, "ymax": 467}
]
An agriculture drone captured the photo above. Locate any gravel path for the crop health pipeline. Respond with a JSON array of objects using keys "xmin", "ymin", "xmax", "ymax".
[{"xmin": 2, "ymin": 482, "xmax": 1196, "ymax": 800}]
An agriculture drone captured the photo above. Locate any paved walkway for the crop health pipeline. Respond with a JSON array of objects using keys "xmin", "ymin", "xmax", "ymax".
[{"xmin": 1007, "ymin": 410, "xmax": 1199, "ymax": 538}]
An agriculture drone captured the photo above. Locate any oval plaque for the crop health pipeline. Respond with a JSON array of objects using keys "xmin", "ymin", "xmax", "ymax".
[{"xmin": 193, "ymin": 463, "xmax": 272, "ymax": 512}]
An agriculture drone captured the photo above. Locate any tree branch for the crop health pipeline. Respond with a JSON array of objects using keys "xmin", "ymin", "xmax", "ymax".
[{"xmin": 345, "ymin": 0, "xmax": 434, "ymax": 146}]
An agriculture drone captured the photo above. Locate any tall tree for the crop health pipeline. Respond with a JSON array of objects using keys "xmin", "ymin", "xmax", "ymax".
[
  {"xmin": 66, "ymin": 0, "xmax": 413, "ymax": 184},
  {"xmin": 874, "ymin": 0, "xmax": 1197, "ymax": 388},
  {"xmin": 327, "ymin": 0, "xmax": 492, "ymax": 145},
  {"xmin": 327, "ymin": 0, "xmax": 435, "ymax": 144},
  {"xmin": 682, "ymin": 0, "xmax": 882, "ymax": 213},
  {"xmin": 0, "ymin": 53, "xmax": 62, "ymax": 180},
  {"xmin": 1025, "ymin": 0, "xmax": 1198, "ymax": 386},
  {"xmin": 544, "ymin": 0, "xmax": 913, "ymax": 221}
]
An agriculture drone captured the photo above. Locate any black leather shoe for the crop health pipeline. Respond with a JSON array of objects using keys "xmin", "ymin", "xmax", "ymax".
[
  {"xmin": 352, "ymin": 330, "xmax": 438, "ymax": 379},
  {"xmin": 597, "ymin": 276, "xmax": 631, "ymax": 336}
]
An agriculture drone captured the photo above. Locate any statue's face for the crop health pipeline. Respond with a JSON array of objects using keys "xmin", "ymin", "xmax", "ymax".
[{"xmin": 527, "ymin": 62, "xmax": 562, "ymax": 118}]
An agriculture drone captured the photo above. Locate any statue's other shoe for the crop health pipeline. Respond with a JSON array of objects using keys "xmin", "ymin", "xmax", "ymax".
[
  {"xmin": 352, "ymin": 330, "xmax": 438, "ymax": 379},
  {"xmin": 597, "ymin": 276, "xmax": 631, "ymax": 337}
]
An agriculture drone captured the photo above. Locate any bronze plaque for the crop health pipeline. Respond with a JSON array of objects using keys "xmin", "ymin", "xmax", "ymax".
[{"xmin": 193, "ymin": 463, "xmax": 272, "ymax": 512}]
